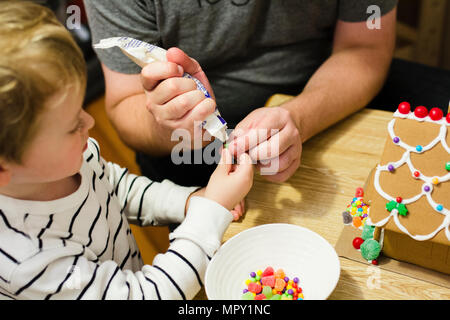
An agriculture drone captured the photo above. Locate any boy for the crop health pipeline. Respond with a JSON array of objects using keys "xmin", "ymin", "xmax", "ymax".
[{"xmin": 0, "ymin": 1, "xmax": 253, "ymax": 300}]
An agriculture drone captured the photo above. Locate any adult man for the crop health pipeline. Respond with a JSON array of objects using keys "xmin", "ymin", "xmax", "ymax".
[{"xmin": 85, "ymin": 0, "xmax": 397, "ymax": 186}]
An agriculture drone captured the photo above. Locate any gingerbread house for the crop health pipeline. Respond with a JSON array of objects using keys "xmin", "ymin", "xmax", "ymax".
[{"xmin": 365, "ymin": 102, "xmax": 450, "ymax": 274}]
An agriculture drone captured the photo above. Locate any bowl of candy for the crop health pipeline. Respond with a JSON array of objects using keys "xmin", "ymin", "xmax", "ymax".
[{"xmin": 205, "ymin": 223, "xmax": 340, "ymax": 300}]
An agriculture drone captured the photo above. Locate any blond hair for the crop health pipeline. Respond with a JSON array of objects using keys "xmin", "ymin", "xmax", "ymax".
[{"xmin": 0, "ymin": 0, "xmax": 87, "ymax": 163}]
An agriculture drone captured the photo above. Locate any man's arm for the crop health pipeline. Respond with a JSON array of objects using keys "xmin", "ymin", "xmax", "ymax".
[
  {"xmin": 282, "ymin": 8, "xmax": 397, "ymax": 143},
  {"xmin": 101, "ymin": 64, "xmax": 175, "ymax": 156}
]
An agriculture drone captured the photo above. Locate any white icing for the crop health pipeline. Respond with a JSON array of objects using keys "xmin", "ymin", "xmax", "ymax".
[
  {"xmin": 446, "ymin": 224, "xmax": 450, "ymax": 241},
  {"xmin": 372, "ymin": 112, "xmax": 450, "ymax": 242}
]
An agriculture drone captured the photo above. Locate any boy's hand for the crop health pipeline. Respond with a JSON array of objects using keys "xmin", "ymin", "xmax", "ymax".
[
  {"xmin": 141, "ymin": 48, "xmax": 216, "ymax": 148},
  {"xmin": 186, "ymin": 188, "xmax": 247, "ymax": 221},
  {"xmin": 204, "ymin": 148, "xmax": 254, "ymax": 214}
]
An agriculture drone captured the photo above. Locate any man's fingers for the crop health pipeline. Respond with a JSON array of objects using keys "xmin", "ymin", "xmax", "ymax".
[
  {"xmin": 152, "ymin": 77, "xmax": 198, "ymax": 105},
  {"xmin": 228, "ymin": 129, "xmax": 271, "ymax": 158},
  {"xmin": 160, "ymin": 89, "xmax": 205, "ymax": 120},
  {"xmin": 262, "ymin": 157, "xmax": 301, "ymax": 183},
  {"xmin": 141, "ymin": 61, "xmax": 183, "ymax": 91},
  {"xmin": 257, "ymin": 143, "xmax": 300, "ymax": 176},
  {"xmin": 167, "ymin": 47, "xmax": 201, "ymax": 75},
  {"xmin": 166, "ymin": 47, "xmax": 216, "ymax": 100},
  {"xmin": 228, "ymin": 117, "xmax": 288, "ymax": 158},
  {"xmin": 183, "ymin": 97, "xmax": 216, "ymax": 124},
  {"xmin": 248, "ymin": 129, "xmax": 292, "ymax": 162}
]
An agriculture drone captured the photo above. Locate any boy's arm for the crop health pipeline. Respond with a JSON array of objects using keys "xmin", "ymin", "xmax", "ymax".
[
  {"xmin": 7, "ymin": 198, "xmax": 232, "ymax": 300},
  {"xmin": 87, "ymin": 138, "xmax": 199, "ymax": 226},
  {"xmin": 108, "ymin": 162, "xmax": 199, "ymax": 226}
]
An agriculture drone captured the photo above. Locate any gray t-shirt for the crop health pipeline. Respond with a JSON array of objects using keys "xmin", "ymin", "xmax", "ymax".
[{"xmin": 85, "ymin": 0, "xmax": 397, "ymax": 127}]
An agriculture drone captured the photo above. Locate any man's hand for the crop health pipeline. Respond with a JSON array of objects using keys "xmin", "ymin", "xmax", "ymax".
[
  {"xmin": 141, "ymin": 47, "xmax": 217, "ymax": 148},
  {"xmin": 227, "ymin": 107, "xmax": 302, "ymax": 183}
]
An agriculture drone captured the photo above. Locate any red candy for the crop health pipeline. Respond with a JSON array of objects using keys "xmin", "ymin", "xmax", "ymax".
[
  {"xmin": 429, "ymin": 108, "xmax": 443, "ymax": 121},
  {"xmin": 446, "ymin": 113, "xmax": 450, "ymax": 124},
  {"xmin": 414, "ymin": 106, "xmax": 428, "ymax": 118},
  {"xmin": 248, "ymin": 282, "xmax": 262, "ymax": 294},
  {"xmin": 396, "ymin": 197, "xmax": 402, "ymax": 203},
  {"xmin": 255, "ymin": 294, "xmax": 266, "ymax": 300},
  {"xmin": 262, "ymin": 266, "xmax": 274, "ymax": 277},
  {"xmin": 355, "ymin": 187, "xmax": 364, "ymax": 197},
  {"xmin": 261, "ymin": 275, "xmax": 275, "ymax": 287},
  {"xmin": 397, "ymin": 102, "xmax": 410, "ymax": 114},
  {"xmin": 352, "ymin": 237, "xmax": 364, "ymax": 250},
  {"xmin": 372, "ymin": 259, "xmax": 378, "ymax": 265},
  {"xmin": 414, "ymin": 171, "xmax": 420, "ymax": 178}
]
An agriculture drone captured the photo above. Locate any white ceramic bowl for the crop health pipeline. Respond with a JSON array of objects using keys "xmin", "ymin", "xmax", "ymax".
[{"xmin": 205, "ymin": 223, "xmax": 340, "ymax": 300}]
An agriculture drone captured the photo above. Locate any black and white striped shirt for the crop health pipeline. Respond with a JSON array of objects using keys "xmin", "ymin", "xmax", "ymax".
[{"xmin": 0, "ymin": 138, "xmax": 232, "ymax": 300}]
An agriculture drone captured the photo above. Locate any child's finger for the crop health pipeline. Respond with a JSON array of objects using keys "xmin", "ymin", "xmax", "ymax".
[
  {"xmin": 238, "ymin": 152, "xmax": 254, "ymax": 167},
  {"xmin": 230, "ymin": 210, "xmax": 240, "ymax": 221},
  {"xmin": 239, "ymin": 199, "xmax": 246, "ymax": 215},
  {"xmin": 218, "ymin": 147, "xmax": 233, "ymax": 174},
  {"xmin": 233, "ymin": 152, "xmax": 254, "ymax": 178},
  {"xmin": 231, "ymin": 199, "xmax": 246, "ymax": 221}
]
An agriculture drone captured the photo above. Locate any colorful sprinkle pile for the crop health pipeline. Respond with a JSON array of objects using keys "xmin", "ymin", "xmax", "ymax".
[
  {"xmin": 241, "ymin": 267, "xmax": 304, "ymax": 300},
  {"xmin": 342, "ymin": 188, "xmax": 381, "ymax": 265},
  {"xmin": 343, "ymin": 187, "xmax": 370, "ymax": 230}
]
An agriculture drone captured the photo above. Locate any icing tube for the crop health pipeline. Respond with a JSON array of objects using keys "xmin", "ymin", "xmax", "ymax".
[{"xmin": 94, "ymin": 37, "xmax": 228, "ymax": 142}]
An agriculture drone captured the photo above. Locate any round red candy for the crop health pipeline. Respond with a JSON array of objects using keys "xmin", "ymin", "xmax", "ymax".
[
  {"xmin": 355, "ymin": 187, "xmax": 364, "ymax": 197},
  {"xmin": 414, "ymin": 106, "xmax": 428, "ymax": 118},
  {"xmin": 429, "ymin": 108, "xmax": 443, "ymax": 121},
  {"xmin": 371, "ymin": 259, "xmax": 378, "ymax": 265},
  {"xmin": 397, "ymin": 102, "xmax": 410, "ymax": 114},
  {"xmin": 396, "ymin": 197, "xmax": 402, "ymax": 203},
  {"xmin": 352, "ymin": 237, "xmax": 364, "ymax": 250},
  {"xmin": 413, "ymin": 171, "xmax": 420, "ymax": 178},
  {"xmin": 446, "ymin": 113, "xmax": 450, "ymax": 124}
]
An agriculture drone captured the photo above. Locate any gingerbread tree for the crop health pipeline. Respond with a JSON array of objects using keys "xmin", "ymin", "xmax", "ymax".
[{"xmin": 365, "ymin": 102, "xmax": 450, "ymax": 274}]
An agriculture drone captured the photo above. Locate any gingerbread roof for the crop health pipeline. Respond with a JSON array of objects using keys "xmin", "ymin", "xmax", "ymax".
[{"xmin": 365, "ymin": 103, "xmax": 450, "ymax": 246}]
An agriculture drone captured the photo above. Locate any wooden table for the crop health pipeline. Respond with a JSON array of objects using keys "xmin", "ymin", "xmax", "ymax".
[{"xmin": 195, "ymin": 95, "xmax": 450, "ymax": 300}]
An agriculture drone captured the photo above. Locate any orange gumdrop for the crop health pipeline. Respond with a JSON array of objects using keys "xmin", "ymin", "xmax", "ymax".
[
  {"xmin": 353, "ymin": 216, "xmax": 362, "ymax": 228},
  {"xmin": 274, "ymin": 278, "xmax": 286, "ymax": 292},
  {"xmin": 274, "ymin": 269, "xmax": 285, "ymax": 279}
]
